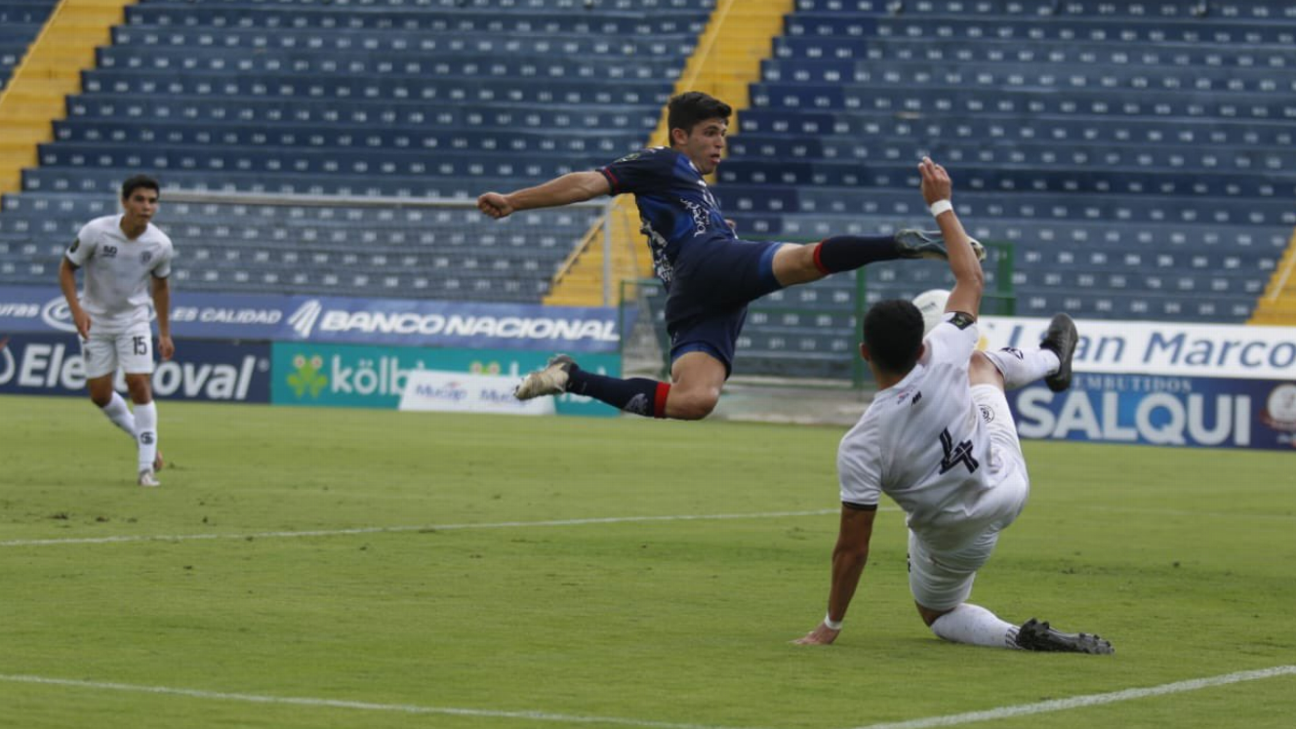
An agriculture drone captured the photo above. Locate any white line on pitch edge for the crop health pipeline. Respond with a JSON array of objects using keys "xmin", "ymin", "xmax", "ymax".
[
  {"xmin": 0, "ymin": 508, "xmax": 854, "ymax": 548},
  {"xmin": 0, "ymin": 674, "xmax": 767, "ymax": 729},
  {"xmin": 4, "ymin": 666, "xmax": 1292, "ymax": 729},
  {"xmin": 847, "ymin": 665, "xmax": 1296, "ymax": 729}
]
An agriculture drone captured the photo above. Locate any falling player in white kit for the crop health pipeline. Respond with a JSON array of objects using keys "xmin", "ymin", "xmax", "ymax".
[
  {"xmin": 795, "ymin": 158, "xmax": 1113, "ymax": 654},
  {"xmin": 57, "ymin": 175, "xmax": 175, "ymax": 487}
]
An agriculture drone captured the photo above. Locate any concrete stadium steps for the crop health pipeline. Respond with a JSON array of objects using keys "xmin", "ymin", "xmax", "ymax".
[
  {"xmin": 0, "ymin": 0, "xmax": 133, "ymax": 194},
  {"xmin": 1249, "ymin": 234, "xmax": 1296, "ymax": 325}
]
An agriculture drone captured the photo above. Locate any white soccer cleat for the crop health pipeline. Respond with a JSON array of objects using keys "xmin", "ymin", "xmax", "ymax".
[
  {"xmin": 138, "ymin": 469, "xmax": 160, "ymax": 488},
  {"xmin": 514, "ymin": 354, "xmax": 575, "ymax": 400},
  {"xmin": 894, "ymin": 229, "xmax": 987, "ymax": 263}
]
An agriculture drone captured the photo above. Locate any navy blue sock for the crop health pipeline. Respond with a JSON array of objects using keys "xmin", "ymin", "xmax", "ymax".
[
  {"xmin": 567, "ymin": 365, "xmax": 669, "ymax": 418},
  {"xmin": 812, "ymin": 234, "xmax": 901, "ymax": 274}
]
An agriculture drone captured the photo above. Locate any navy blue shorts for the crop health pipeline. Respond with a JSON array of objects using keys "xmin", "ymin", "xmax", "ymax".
[{"xmin": 665, "ymin": 239, "xmax": 784, "ymax": 376}]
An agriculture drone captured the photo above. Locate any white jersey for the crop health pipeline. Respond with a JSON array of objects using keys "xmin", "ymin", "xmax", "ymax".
[
  {"xmin": 66, "ymin": 215, "xmax": 174, "ymax": 335},
  {"xmin": 838, "ymin": 312, "xmax": 1027, "ymax": 552}
]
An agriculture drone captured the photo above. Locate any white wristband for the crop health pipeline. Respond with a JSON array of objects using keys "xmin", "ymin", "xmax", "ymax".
[
  {"xmin": 824, "ymin": 613, "xmax": 843, "ymax": 631},
  {"xmin": 929, "ymin": 199, "xmax": 954, "ymax": 218}
]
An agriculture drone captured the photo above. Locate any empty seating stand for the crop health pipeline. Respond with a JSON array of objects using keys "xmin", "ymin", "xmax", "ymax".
[
  {"xmin": 725, "ymin": 0, "xmax": 1296, "ymax": 334},
  {"xmin": 0, "ymin": 0, "xmax": 714, "ymax": 303}
]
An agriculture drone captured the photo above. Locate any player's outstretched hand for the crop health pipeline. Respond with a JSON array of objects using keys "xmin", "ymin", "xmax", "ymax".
[
  {"xmin": 158, "ymin": 335, "xmax": 175, "ymax": 361},
  {"xmin": 793, "ymin": 622, "xmax": 841, "ymax": 646},
  {"xmin": 477, "ymin": 192, "xmax": 514, "ymax": 220},
  {"xmin": 73, "ymin": 309, "xmax": 91, "ymax": 339},
  {"xmin": 918, "ymin": 156, "xmax": 952, "ymax": 206}
]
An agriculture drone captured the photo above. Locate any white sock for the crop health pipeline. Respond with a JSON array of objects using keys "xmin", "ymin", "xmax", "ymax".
[
  {"xmin": 930, "ymin": 604, "xmax": 1020, "ymax": 649},
  {"xmin": 100, "ymin": 392, "xmax": 137, "ymax": 439},
  {"xmin": 984, "ymin": 347, "xmax": 1061, "ymax": 390},
  {"xmin": 134, "ymin": 401, "xmax": 158, "ymax": 473}
]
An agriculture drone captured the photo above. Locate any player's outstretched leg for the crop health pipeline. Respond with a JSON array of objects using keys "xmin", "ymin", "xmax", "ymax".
[
  {"xmin": 515, "ymin": 354, "xmax": 670, "ymax": 418},
  {"xmin": 1014, "ymin": 618, "xmax": 1114, "ymax": 655},
  {"xmin": 981, "ymin": 312, "xmax": 1080, "ymax": 391},
  {"xmin": 1039, "ymin": 313, "xmax": 1079, "ymax": 392}
]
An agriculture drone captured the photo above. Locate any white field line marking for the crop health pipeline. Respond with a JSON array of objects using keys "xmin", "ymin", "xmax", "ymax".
[
  {"xmin": 3, "ymin": 666, "xmax": 1293, "ymax": 729},
  {"xmin": 0, "ymin": 508, "xmax": 858, "ymax": 548},
  {"xmin": 848, "ymin": 665, "xmax": 1296, "ymax": 729},
  {"xmin": 0, "ymin": 674, "xmax": 767, "ymax": 729},
  {"xmin": 1074, "ymin": 505, "xmax": 1296, "ymax": 521}
]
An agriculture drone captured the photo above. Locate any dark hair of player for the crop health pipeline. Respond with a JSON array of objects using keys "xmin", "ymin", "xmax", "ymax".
[
  {"xmin": 667, "ymin": 91, "xmax": 733, "ymax": 137},
  {"xmin": 121, "ymin": 174, "xmax": 161, "ymax": 200},
  {"xmin": 863, "ymin": 299, "xmax": 926, "ymax": 375}
]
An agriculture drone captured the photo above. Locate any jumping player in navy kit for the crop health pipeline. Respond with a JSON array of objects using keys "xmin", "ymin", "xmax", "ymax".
[{"xmin": 477, "ymin": 92, "xmax": 982, "ymax": 420}]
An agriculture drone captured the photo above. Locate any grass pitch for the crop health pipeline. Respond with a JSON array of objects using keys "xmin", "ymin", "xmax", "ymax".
[{"xmin": 1, "ymin": 394, "xmax": 1294, "ymax": 729}]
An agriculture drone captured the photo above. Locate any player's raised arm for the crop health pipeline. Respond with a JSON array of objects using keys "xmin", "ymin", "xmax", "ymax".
[
  {"xmin": 919, "ymin": 157, "xmax": 983, "ymax": 319},
  {"xmin": 477, "ymin": 171, "xmax": 611, "ymax": 220}
]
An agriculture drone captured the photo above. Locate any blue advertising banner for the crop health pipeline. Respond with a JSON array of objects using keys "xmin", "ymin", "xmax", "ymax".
[
  {"xmin": 0, "ymin": 333, "xmax": 271, "ymax": 403},
  {"xmin": 0, "ymin": 286, "xmax": 622, "ymax": 353},
  {"xmin": 1008, "ymin": 373, "xmax": 1296, "ymax": 450},
  {"xmin": 270, "ymin": 342, "xmax": 620, "ymax": 417}
]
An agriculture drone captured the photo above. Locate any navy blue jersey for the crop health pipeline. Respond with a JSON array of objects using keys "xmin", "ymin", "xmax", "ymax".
[{"xmin": 599, "ymin": 147, "xmax": 736, "ymax": 290}]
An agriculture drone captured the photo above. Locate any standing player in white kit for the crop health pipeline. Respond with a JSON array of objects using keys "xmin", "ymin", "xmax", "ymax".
[
  {"xmin": 58, "ymin": 175, "xmax": 175, "ymax": 487},
  {"xmin": 795, "ymin": 158, "xmax": 1112, "ymax": 654}
]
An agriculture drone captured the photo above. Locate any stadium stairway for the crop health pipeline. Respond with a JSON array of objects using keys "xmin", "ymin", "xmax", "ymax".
[
  {"xmin": 1249, "ymin": 233, "xmax": 1296, "ymax": 325},
  {"xmin": 0, "ymin": 0, "xmax": 57, "ymax": 92},
  {"xmin": 0, "ymin": 0, "xmax": 131, "ymax": 194},
  {"xmin": 543, "ymin": 0, "xmax": 794, "ymax": 307},
  {"xmin": 0, "ymin": 0, "xmax": 715, "ymax": 304}
]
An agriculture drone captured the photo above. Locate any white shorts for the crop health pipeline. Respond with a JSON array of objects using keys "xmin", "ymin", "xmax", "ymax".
[
  {"xmin": 80, "ymin": 323, "xmax": 154, "ymax": 379},
  {"xmin": 908, "ymin": 385, "xmax": 1030, "ymax": 611},
  {"xmin": 908, "ymin": 526, "xmax": 1001, "ymax": 611}
]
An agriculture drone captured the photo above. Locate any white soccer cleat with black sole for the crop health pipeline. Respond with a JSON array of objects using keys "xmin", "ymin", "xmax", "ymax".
[
  {"xmin": 514, "ymin": 354, "xmax": 575, "ymax": 400},
  {"xmin": 894, "ymin": 228, "xmax": 987, "ymax": 263}
]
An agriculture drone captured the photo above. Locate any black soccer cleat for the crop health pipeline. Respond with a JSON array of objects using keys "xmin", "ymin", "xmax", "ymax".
[
  {"xmin": 893, "ymin": 229, "xmax": 987, "ymax": 262},
  {"xmin": 1040, "ymin": 313, "xmax": 1079, "ymax": 393},
  {"xmin": 1014, "ymin": 618, "xmax": 1114, "ymax": 655}
]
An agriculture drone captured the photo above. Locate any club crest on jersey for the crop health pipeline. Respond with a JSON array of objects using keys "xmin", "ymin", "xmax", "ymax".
[{"xmin": 141, "ymin": 251, "xmax": 153, "ymax": 264}]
